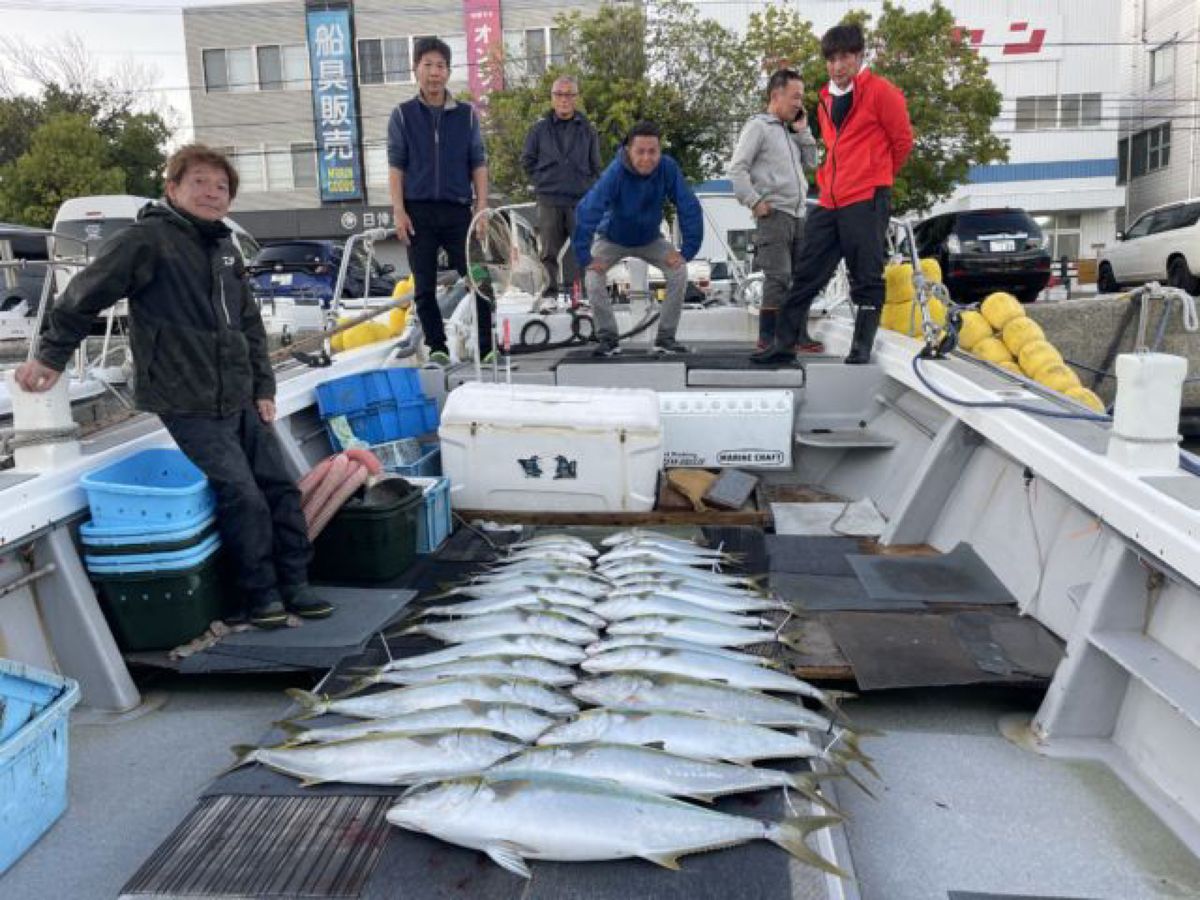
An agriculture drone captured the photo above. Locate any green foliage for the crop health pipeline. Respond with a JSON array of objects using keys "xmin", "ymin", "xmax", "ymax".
[
  {"xmin": 483, "ymin": 0, "xmax": 1005, "ymax": 215},
  {"xmin": 0, "ymin": 113, "xmax": 125, "ymax": 226},
  {"xmin": 0, "ymin": 82, "xmax": 169, "ymax": 225}
]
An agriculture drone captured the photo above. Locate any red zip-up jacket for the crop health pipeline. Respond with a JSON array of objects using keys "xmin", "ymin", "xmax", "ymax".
[{"xmin": 816, "ymin": 68, "xmax": 913, "ymax": 209}]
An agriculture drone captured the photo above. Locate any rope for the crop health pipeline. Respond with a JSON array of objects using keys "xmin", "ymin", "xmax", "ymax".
[{"xmin": 6, "ymin": 424, "xmax": 82, "ymax": 451}]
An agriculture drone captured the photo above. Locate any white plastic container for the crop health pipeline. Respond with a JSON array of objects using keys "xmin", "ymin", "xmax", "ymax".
[
  {"xmin": 438, "ymin": 383, "xmax": 662, "ymax": 511},
  {"xmin": 658, "ymin": 390, "xmax": 795, "ymax": 469},
  {"xmin": 1107, "ymin": 352, "xmax": 1187, "ymax": 472},
  {"xmin": 7, "ymin": 371, "xmax": 81, "ymax": 472}
]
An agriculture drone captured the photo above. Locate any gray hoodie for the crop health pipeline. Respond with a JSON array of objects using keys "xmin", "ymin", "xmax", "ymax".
[{"xmin": 728, "ymin": 112, "xmax": 818, "ymax": 218}]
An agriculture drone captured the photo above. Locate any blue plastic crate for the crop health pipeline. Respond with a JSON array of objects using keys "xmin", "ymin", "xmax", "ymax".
[
  {"xmin": 328, "ymin": 399, "xmax": 436, "ymax": 450},
  {"xmin": 383, "ymin": 444, "xmax": 441, "ymax": 478},
  {"xmin": 80, "ymin": 512, "xmax": 215, "ymax": 548},
  {"xmin": 406, "ymin": 475, "xmax": 451, "ymax": 553},
  {"xmin": 0, "ymin": 660, "xmax": 80, "ymax": 876},
  {"xmin": 84, "ymin": 531, "xmax": 222, "ymax": 575},
  {"xmin": 315, "ymin": 370, "xmax": 394, "ymax": 418},
  {"xmin": 385, "ymin": 368, "xmax": 423, "ymax": 402},
  {"xmin": 80, "ymin": 448, "xmax": 215, "ymax": 527},
  {"xmin": 420, "ymin": 396, "xmax": 439, "ymax": 432}
]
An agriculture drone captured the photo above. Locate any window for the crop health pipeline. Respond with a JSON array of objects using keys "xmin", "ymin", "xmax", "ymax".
[
  {"xmin": 525, "ymin": 29, "xmax": 547, "ymax": 76},
  {"xmin": 1151, "ymin": 42, "xmax": 1176, "ymax": 87},
  {"xmin": 549, "ymin": 28, "xmax": 567, "ymax": 67},
  {"xmin": 383, "ymin": 37, "xmax": 411, "ymax": 82},
  {"xmin": 1034, "ymin": 213, "xmax": 1083, "ymax": 261},
  {"xmin": 1120, "ymin": 123, "xmax": 1170, "ymax": 183},
  {"xmin": 227, "ymin": 48, "xmax": 254, "ymax": 93},
  {"xmin": 1125, "ymin": 213, "xmax": 1154, "ymax": 240},
  {"xmin": 266, "ymin": 143, "xmax": 292, "ymax": 190},
  {"xmin": 233, "ymin": 149, "xmax": 266, "ymax": 193},
  {"xmin": 203, "ymin": 49, "xmax": 228, "ymax": 93},
  {"xmin": 358, "ymin": 39, "xmax": 384, "ymax": 85},
  {"xmin": 257, "ymin": 46, "xmax": 282, "ymax": 91},
  {"xmin": 443, "ymin": 34, "xmax": 467, "ymax": 83},
  {"xmin": 1014, "ymin": 96, "xmax": 1036, "ymax": 131},
  {"xmin": 1034, "ymin": 96, "xmax": 1057, "ymax": 130},
  {"xmin": 291, "ymin": 143, "xmax": 317, "ymax": 189},
  {"xmin": 1015, "ymin": 93, "xmax": 1103, "ymax": 131},
  {"xmin": 1149, "ymin": 123, "xmax": 1171, "ymax": 171},
  {"xmin": 1081, "ymin": 93, "xmax": 1101, "ymax": 126},
  {"xmin": 505, "ymin": 27, "xmax": 563, "ymax": 78},
  {"xmin": 1117, "ymin": 137, "xmax": 1129, "ymax": 185},
  {"xmin": 1059, "ymin": 94, "xmax": 1080, "ymax": 129}
]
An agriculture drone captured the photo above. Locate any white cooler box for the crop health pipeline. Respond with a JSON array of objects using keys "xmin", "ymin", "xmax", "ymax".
[
  {"xmin": 438, "ymin": 383, "xmax": 662, "ymax": 511},
  {"xmin": 659, "ymin": 390, "xmax": 795, "ymax": 468}
]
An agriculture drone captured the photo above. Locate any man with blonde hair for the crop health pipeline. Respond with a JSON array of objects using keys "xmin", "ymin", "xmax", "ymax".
[{"xmin": 16, "ymin": 144, "xmax": 331, "ymax": 628}]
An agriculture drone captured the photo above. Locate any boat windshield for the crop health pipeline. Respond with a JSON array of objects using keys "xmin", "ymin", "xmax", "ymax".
[{"xmin": 53, "ymin": 218, "xmax": 136, "ymax": 261}]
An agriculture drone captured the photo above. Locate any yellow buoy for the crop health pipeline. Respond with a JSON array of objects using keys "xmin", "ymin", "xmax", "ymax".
[
  {"xmin": 331, "ymin": 331, "xmax": 345, "ymax": 352},
  {"xmin": 884, "ymin": 263, "xmax": 915, "ymax": 306},
  {"xmin": 972, "ymin": 336, "xmax": 1014, "ymax": 364},
  {"xmin": 958, "ymin": 310, "xmax": 992, "ymax": 351},
  {"xmin": 388, "ymin": 306, "xmax": 409, "ymax": 336},
  {"xmin": 980, "ymin": 292, "xmax": 1024, "ymax": 330},
  {"xmin": 1065, "ymin": 386, "xmax": 1105, "ymax": 413},
  {"xmin": 1017, "ymin": 340, "xmax": 1063, "ymax": 379},
  {"xmin": 996, "ymin": 360, "xmax": 1022, "ymax": 375},
  {"xmin": 392, "ymin": 275, "xmax": 415, "ymax": 299},
  {"xmin": 919, "ymin": 257, "xmax": 943, "ymax": 284},
  {"xmin": 1037, "ymin": 362, "xmax": 1081, "ymax": 394},
  {"xmin": 1001, "ymin": 317, "xmax": 1045, "ymax": 356}
]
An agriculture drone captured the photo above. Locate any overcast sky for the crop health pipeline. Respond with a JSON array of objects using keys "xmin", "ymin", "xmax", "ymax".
[{"xmin": 1, "ymin": 0, "xmax": 255, "ymax": 140}]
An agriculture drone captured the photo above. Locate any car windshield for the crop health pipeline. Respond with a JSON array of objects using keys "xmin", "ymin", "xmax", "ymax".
[
  {"xmin": 956, "ymin": 211, "xmax": 1041, "ymax": 240},
  {"xmin": 54, "ymin": 218, "xmax": 136, "ymax": 260},
  {"xmin": 252, "ymin": 243, "xmax": 331, "ymax": 267}
]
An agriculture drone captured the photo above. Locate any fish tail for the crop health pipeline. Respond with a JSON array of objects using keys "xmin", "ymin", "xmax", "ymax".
[
  {"xmin": 223, "ymin": 743, "xmax": 260, "ymax": 775},
  {"xmin": 285, "ymin": 687, "xmax": 329, "ymax": 719},
  {"xmin": 828, "ymin": 755, "xmax": 878, "ymax": 799},
  {"xmin": 785, "ymin": 774, "xmax": 845, "ymax": 817},
  {"xmin": 829, "ymin": 733, "xmax": 880, "ymax": 780},
  {"xmin": 769, "ymin": 815, "xmax": 848, "ymax": 878},
  {"xmin": 329, "ymin": 676, "xmax": 376, "ymax": 699},
  {"xmin": 272, "ymin": 720, "xmax": 309, "ymax": 744}
]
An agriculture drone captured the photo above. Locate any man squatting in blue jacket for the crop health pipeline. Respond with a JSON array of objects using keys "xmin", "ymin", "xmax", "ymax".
[{"xmin": 573, "ymin": 121, "xmax": 704, "ymax": 357}]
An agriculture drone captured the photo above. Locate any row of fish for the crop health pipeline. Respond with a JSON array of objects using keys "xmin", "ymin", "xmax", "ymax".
[{"xmin": 234, "ymin": 528, "xmax": 870, "ymax": 879}]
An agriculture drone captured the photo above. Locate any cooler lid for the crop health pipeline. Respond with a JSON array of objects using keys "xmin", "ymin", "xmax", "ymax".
[{"xmin": 439, "ymin": 383, "xmax": 661, "ymax": 432}]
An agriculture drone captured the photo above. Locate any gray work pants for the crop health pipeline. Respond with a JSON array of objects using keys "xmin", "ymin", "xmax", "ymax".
[
  {"xmin": 755, "ymin": 209, "xmax": 806, "ymax": 343},
  {"xmin": 584, "ymin": 235, "xmax": 687, "ymax": 343},
  {"xmin": 537, "ymin": 199, "xmax": 578, "ymax": 294}
]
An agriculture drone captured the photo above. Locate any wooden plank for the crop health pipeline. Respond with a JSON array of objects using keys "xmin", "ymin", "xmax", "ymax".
[
  {"xmin": 779, "ymin": 615, "xmax": 854, "ymax": 681},
  {"xmin": 453, "ymin": 508, "xmax": 771, "ymax": 526}
]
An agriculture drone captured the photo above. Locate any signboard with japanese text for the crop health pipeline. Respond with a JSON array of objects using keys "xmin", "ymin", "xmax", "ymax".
[
  {"xmin": 953, "ymin": 15, "xmax": 1063, "ymax": 64},
  {"xmin": 464, "ymin": 0, "xmax": 504, "ymax": 103},
  {"xmin": 306, "ymin": 5, "xmax": 365, "ymax": 202}
]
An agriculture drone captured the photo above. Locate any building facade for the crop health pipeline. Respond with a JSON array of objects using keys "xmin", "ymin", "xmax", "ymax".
[
  {"xmin": 183, "ymin": 0, "xmax": 600, "ymax": 243},
  {"xmin": 1117, "ymin": 0, "xmax": 1199, "ymax": 227},
  {"xmin": 701, "ymin": 0, "xmax": 1126, "ymax": 264}
]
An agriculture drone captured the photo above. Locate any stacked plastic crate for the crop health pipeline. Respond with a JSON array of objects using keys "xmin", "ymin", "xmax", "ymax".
[{"xmin": 79, "ymin": 448, "xmax": 228, "ymax": 651}]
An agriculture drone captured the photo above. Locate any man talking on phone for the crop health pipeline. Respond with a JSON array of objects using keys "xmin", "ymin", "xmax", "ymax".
[{"xmin": 729, "ymin": 68, "xmax": 818, "ymax": 350}]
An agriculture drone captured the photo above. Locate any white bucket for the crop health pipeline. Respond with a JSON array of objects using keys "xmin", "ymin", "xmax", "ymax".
[{"xmin": 7, "ymin": 369, "xmax": 81, "ymax": 471}]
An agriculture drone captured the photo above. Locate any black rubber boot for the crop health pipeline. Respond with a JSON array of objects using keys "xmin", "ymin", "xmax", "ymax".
[
  {"xmin": 750, "ymin": 303, "xmax": 800, "ymax": 365},
  {"xmin": 282, "ymin": 584, "xmax": 335, "ymax": 619},
  {"xmin": 844, "ymin": 306, "xmax": 882, "ymax": 365},
  {"xmin": 757, "ymin": 307, "xmax": 778, "ymax": 349},
  {"xmin": 248, "ymin": 594, "xmax": 289, "ymax": 629}
]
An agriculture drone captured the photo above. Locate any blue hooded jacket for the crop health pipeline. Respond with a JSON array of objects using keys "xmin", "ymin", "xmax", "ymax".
[{"xmin": 573, "ymin": 148, "xmax": 703, "ymax": 268}]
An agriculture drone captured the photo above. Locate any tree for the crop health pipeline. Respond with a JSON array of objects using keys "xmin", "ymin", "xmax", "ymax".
[
  {"xmin": 738, "ymin": 2, "xmax": 1006, "ymax": 214},
  {"xmin": 0, "ymin": 114, "xmax": 126, "ymax": 226}
]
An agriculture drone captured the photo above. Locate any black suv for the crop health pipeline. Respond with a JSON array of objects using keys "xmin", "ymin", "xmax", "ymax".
[{"xmin": 911, "ymin": 208, "xmax": 1051, "ymax": 303}]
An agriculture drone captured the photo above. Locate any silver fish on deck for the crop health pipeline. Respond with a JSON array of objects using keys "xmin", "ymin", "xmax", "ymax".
[
  {"xmin": 604, "ymin": 616, "xmax": 778, "ymax": 647},
  {"xmin": 276, "ymin": 700, "xmax": 557, "ymax": 745},
  {"xmin": 607, "ymin": 584, "xmax": 780, "ymax": 613},
  {"xmin": 421, "ymin": 599, "xmax": 604, "ymax": 630},
  {"xmin": 377, "ymin": 635, "xmax": 587, "ymax": 670},
  {"xmin": 231, "ymin": 729, "xmax": 522, "ymax": 786},
  {"xmin": 385, "ymin": 771, "xmax": 843, "ymax": 877},
  {"xmin": 341, "ymin": 655, "xmax": 578, "ymax": 692},
  {"xmin": 287, "ymin": 676, "xmax": 579, "ymax": 718},
  {"xmin": 584, "ymin": 635, "xmax": 774, "ymax": 665},
  {"xmin": 423, "ymin": 590, "xmax": 595, "ymax": 617},
  {"xmin": 591, "ymin": 596, "xmax": 768, "ymax": 629},
  {"xmin": 402, "ymin": 610, "xmax": 598, "ymax": 645}
]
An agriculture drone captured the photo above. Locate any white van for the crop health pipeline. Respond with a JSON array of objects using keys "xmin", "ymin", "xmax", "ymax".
[{"xmin": 51, "ymin": 195, "xmax": 260, "ymax": 291}]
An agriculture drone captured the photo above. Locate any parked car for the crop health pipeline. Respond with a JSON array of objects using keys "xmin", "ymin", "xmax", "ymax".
[
  {"xmin": 911, "ymin": 207, "xmax": 1051, "ymax": 303},
  {"xmin": 248, "ymin": 240, "xmax": 397, "ymax": 309},
  {"xmin": 1098, "ymin": 199, "xmax": 1200, "ymax": 295}
]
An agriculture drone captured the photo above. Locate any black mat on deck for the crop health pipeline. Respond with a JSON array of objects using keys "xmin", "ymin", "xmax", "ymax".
[
  {"xmin": 764, "ymin": 534, "xmax": 862, "ymax": 576},
  {"xmin": 847, "ymin": 542, "xmax": 1015, "ymax": 607},
  {"xmin": 948, "ymin": 893, "xmax": 1101, "ymax": 900},
  {"xmin": 556, "ymin": 345, "xmax": 817, "ymax": 371},
  {"xmin": 175, "ymin": 587, "xmax": 416, "ymax": 674},
  {"xmin": 701, "ymin": 525, "xmax": 768, "ymax": 573},
  {"xmin": 825, "ymin": 610, "xmax": 1060, "ymax": 690},
  {"xmin": 771, "ymin": 572, "xmax": 925, "ymax": 611}
]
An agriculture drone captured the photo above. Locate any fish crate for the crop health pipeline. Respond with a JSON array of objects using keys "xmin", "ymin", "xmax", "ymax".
[
  {"xmin": 405, "ymin": 475, "xmax": 452, "ymax": 554},
  {"xmin": 311, "ymin": 480, "xmax": 423, "ymax": 582},
  {"xmin": 325, "ymin": 398, "xmax": 439, "ymax": 450},
  {"xmin": 0, "ymin": 660, "xmax": 81, "ymax": 876},
  {"xmin": 84, "ymin": 532, "xmax": 222, "ymax": 574},
  {"xmin": 80, "ymin": 513, "xmax": 218, "ymax": 558},
  {"xmin": 80, "ymin": 448, "xmax": 215, "ymax": 527},
  {"xmin": 373, "ymin": 442, "xmax": 441, "ymax": 478},
  {"xmin": 315, "ymin": 370, "xmax": 396, "ymax": 417},
  {"xmin": 89, "ymin": 540, "xmax": 234, "ymax": 651}
]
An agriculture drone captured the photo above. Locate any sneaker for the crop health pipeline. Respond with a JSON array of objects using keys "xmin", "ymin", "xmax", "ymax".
[
  {"xmin": 427, "ymin": 350, "xmax": 451, "ymax": 367},
  {"xmin": 248, "ymin": 597, "xmax": 289, "ymax": 629},
  {"xmin": 653, "ymin": 337, "xmax": 690, "ymax": 355},
  {"xmin": 592, "ymin": 337, "xmax": 622, "ymax": 358},
  {"xmin": 749, "ymin": 344, "xmax": 799, "ymax": 366},
  {"xmin": 481, "ymin": 349, "xmax": 498, "ymax": 364},
  {"xmin": 281, "ymin": 584, "xmax": 335, "ymax": 620}
]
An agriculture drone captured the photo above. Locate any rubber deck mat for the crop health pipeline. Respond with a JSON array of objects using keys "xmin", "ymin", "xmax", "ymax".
[
  {"xmin": 847, "ymin": 543, "xmax": 1015, "ymax": 607},
  {"xmin": 764, "ymin": 535, "xmax": 864, "ymax": 576},
  {"xmin": 119, "ymin": 794, "xmax": 392, "ymax": 899},
  {"xmin": 771, "ymin": 573, "xmax": 926, "ymax": 612},
  {"xmin": 177, "ymin": 586, "xmax": 417, "ymax": 674},
  {"xmin": 824, "ymin": 610, "xmax": 1061, "ymax": 690}
]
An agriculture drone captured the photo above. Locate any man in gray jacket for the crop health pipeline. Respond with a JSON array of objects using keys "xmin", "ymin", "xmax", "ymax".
[
  {"xmin": 521, "ymin": 75, "xmax": 601, "ymax": 298},
  {"xmin": 729, "ymin": 69, "xmax": 819, "ymax": 349}
]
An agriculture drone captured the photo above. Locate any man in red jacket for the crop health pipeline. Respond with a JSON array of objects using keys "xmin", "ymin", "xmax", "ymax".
[{"xmin": 751, "ymin": 22, "xmax": 913, "ymax": 365}]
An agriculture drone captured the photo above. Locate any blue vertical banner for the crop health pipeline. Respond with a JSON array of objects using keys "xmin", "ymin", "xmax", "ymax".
[{"xmin": 306, "ymin": 6, "xmax": 364, "ymax": 202}]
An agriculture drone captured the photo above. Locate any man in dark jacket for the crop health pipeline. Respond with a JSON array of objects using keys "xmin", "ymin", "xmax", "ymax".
[
  {"xmin": 521, "ymin": 75, "xmax": 601, "ymax": 298},
  {"xmin": 751, "ymin": 23, "xmax": 913, "ymax": 366},
  {"xmin": 388, "ymin": 36, "xmax": 493, "ymax": 366},
  {"xmin": 15, "ymin": 145, "xmax": 331, "ymax": 628},
  {"xmin": 574, "ymin": 121, "xmax": 703, "ymax": 356}
]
